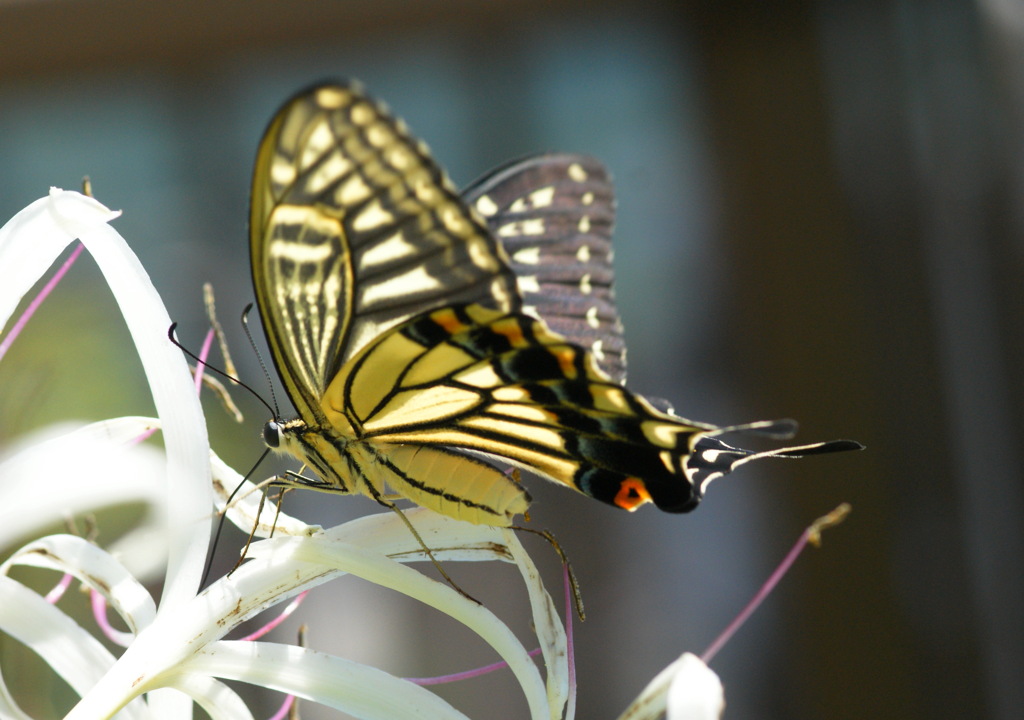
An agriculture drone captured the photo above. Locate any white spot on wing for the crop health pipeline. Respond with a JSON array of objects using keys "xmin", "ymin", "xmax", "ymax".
[
  {"xmin": 518, "ymin": 275, "xmax": 541, "ymax": 294},
  {"xmin": 301, "ymin": 124, "xmax": 335, "ymax": 170},
  {"xmin": 270, "ymin": 158, "xmax": 296, "ymax": 188},
  {"xmin": 475, "ymin": 194, "xmax": 499, "ymax": 217},
  {"xmin": 351, "ymin": 199, "xmax": 393, "ymax": 232},
  {"xmin": 522, "ymin": 303, "xmax": 541, "ymax": 320},
  {"xmin": 337, "ymin": 173, "xmax": 371, "ymax": 205},
  {"xmin": 568, "ymin": 163, "xmax": 588, "ymax": 182},
  {"xmin": 358, "ymin": 230, "xmax": 415, "ymax": 271},
  {"xmin": 316, "ymin": 87, "xmax": 349, "ymax": 109},
  {"xmin": 512, "ymin": 246, "xmax": 541, "ymax": 265},
  {"xmin": 306, "ymin": 151, "xmax": 352, "ymax": 195},
  {"xmin": 269, "ymin": 240, "xmax": 333, "ymax": 263},
  {"xmin": 498, "ymin": 219, "xmax": 545, "ymax": 237},
  {"xmin": 510, "ymin": 186, "xmax": 555, "ymax": 212},
  {"xmin": 350, "ymin": 102, "xmax": 375, "ymax": 124},
  {"xmin": 359, "ymin": 265, "xmax": 444, "ymax": 308}
]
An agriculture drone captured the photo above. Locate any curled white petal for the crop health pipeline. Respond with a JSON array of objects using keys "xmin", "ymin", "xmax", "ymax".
[
  {"xmin": 0, "ymin": 192, "xmax": 211, "ymax": 610},
  {"xmin": 2, "ymin": 534, "xmax": 157, "ymax": 638},
  {"xmin": 617, "ymin": 652, "xmax": 724, "ymax": 720},
  {"xmin": 667, "ymin": 654, "xmax": 724, "ymax": 720},
  {"xmin": 502, "ymin": 528, "xmax": 569, "ymax": 716},
  {"xmin": 0, "ymin": 189, "xmax": 119, "ymax": 332},
  {"xmin": 72, "ymin": 215, "xmax": 210, "ymax": 611},
  {"xmin": 0, "ymin": 575, "xmax": 148, "ymax": 720},
  {"xmin": 286, "ymin": 534, "xmax": 549, "ymax": 720},
  {"xmin": 0, "ymin": 419, "xmax": 164, "ymax": 551},
  {"xmin": 185, "ymin": 641, "xmax": 470, "ymax": 720},
  {"xmin": 167, "ymin": 674, "xmax": 254, "ymax": 720},
  {"xmin": 209, "ymin": 451, "xmax": 320, "ymax": 538},
  {"xmin": 67, "ymin": 511, "xmax": 560, "ymax": 720}
]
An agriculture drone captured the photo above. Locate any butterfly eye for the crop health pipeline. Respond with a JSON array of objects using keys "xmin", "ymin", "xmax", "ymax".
[{"xmin": 263, "ymin": 421, "xmax": 282, "ymax": 449}]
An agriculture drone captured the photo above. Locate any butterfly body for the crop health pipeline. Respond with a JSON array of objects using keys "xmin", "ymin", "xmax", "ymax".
[{"xmin": 250, "ymin": 82, "xmax": 861, "ymax": 527}]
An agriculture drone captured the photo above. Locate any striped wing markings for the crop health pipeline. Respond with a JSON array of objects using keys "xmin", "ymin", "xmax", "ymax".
[
  {"xmin": 463, "ymin": 153, "xmax": 627, "ymax": 383},
  {"xmin": 321, "ymin": 303, "xmax": 714, "ymax": 513},
  {"xmin": 251, "ymin": 82, "xmax": 520, "ymax": 421}
]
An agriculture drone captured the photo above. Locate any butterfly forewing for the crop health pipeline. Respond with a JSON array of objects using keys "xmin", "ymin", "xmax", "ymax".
[
  {"xmin": 463, "ymin": 154, "xmax": 627, "ymax": 383},
  {"xmin": 251, "ymin": 83, "xmax": 520, "ymax": 420}
]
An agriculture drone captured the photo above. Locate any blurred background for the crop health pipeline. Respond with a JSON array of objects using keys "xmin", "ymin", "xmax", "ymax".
[{"xmin": 2, "ymin": 1, "xmax": 1022, "ymax": 718}]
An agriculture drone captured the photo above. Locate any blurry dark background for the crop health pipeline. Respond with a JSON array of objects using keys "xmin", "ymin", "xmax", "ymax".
[{"xmin": 2, "ymin": 1, "xmax": 1022, "ymax": 718}]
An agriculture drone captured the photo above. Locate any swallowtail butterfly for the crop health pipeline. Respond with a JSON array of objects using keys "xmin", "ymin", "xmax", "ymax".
[{"xmin": 250, "ymin": 81, "xmax": 861, "ymax": 526}]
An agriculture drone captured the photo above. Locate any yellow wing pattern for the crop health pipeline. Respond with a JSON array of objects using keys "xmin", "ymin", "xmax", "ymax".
[{"xmin": 251, "ymin": 83, "xmax": 519, "ymax": 422}]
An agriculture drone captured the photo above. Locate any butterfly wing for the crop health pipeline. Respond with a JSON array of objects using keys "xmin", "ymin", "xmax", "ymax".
[
  {"xmin": 251, "ymin": 82, "xmax": 521, "ymax": 422},
  {"xmin": 463, "ymin": 154, "xmax": 628, "ymax": 384},
  {"xmin": 324, "ymin": 303, "xmax": 716, "ymax": 514},
  {"xmin": 462, "ymin": 153, "xmax": 863, "ymax": 483}
]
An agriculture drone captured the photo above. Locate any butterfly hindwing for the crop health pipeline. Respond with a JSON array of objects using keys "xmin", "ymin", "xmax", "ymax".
[
  {"xmin": 322, "ymin": 303, "xmax": 712, "ymax": 514},
  {"xmin": 461, "ymin": 153, "xmax": 864, "ymax": 485},
  {"xmin": 463, "ymin": 154, "xmax": 628, "ymax": 384}
]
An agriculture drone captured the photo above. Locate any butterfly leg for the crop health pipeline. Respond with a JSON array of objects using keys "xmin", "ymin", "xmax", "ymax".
[
  {"xmin": 513, "ymin": 525, "xmax": 585, "ymax": 621},
  {"xmin": 359, "ymin": 478, "xmax": 483, "ymax": 605}
]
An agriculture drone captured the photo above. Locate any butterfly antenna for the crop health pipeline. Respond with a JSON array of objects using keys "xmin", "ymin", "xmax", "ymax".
[
  {"xmin": 240, "ymin": 303, "xmax": 281, "ymax": 418},
  {"xmin": 167, "ymin": 322, "xmax": 277, "ymax": 419},
  {"xmin": 201, "ymin": 447, "xmax": 274, "ymax": 588}
]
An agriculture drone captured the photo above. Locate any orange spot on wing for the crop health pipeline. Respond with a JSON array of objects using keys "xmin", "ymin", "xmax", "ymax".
[
  {"xmin": 432, "ymin": 308, "xmax": 467, "ymax": 335},
  {"xmin": 554, "ymin": 347, "xmax": 578, "ymax": 379},
  {"xmin": 614, "ymin": 478, "xmax": 653, "ymax": 511},
  {"xmin": 492, "ymin": 318, "xmax": 526, "ymax": 346}
]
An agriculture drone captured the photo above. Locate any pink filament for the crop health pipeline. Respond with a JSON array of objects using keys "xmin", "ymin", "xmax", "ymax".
[
  {"xmin": 701, "ymin": 528, "xmax": 811, "ymax": 664},
  {"xmin": 0, "ymin": 242, "xmax": 85, "ymax": 362},
  {"xmin": 240, "ymin": 591, "xmax": 309, "ymax": 642}
]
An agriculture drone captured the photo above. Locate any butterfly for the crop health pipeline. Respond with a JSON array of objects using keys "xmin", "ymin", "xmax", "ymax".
[{"xmin": 250, "ymin": 81, "xmax": 862, "ymax": 527}]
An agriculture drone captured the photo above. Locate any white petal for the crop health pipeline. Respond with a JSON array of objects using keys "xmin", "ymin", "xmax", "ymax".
[
  {"xmin": 68, "ymin": 511, "xmax": 554, "ymax": 720},
  {"xmin": 0, "ymin": 193, "xmax": 211, "ymax": 607},
  {"xmin": 0, "ymin": 190, "xmax": 119, "ymax": 333},
  {"xmin": 0, "ymin": 420, "xmax": 165, "ymax": 550},
  {"xmin": 2, "ymin": 533, "xmax": 157, "ymax": 638},
  {"xmin": 186, "ymin": 641, "xmax": 470, "ymax": 720},
  {"xmin": 502, "ymin": 528, "xmax": 569, "ymax": 717},
  {"xmin": 284, "ymin": 531, "xmax": 550, "ymax": 720},
  {"xmin": 170, "ymin": 675, "xmax": 254, "ymax": 720},
  {"xmin": 71, "ymin": 215, "xmax": 211, "ymax": 610},
  {"xmin": 209, "ymin": 451, "xmax": 320, "ymax": 538},
  {"xmin": 617, "ymin": 652, "xmax": 724, "ymax": 720},
  {"xmin": 0, "ymin": 575, "xmax": 148, "ymax": 720},
  {"xmin": 666, "ymin": 654, "xmax": 724, "ymax": 720}
]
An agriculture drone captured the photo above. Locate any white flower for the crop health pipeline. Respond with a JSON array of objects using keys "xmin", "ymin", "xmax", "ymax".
[{"xmin": 0, "ymin": 191, "xmax": 571, "ymax": 720}]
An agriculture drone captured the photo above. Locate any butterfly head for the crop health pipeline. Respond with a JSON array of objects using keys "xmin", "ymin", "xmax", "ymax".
[
  {"xmin": 261, "ymin": 417, "xmax": 315, "ymax": 458},
  {"xmin": 262, "ymin": 419, "xmax": 284, "ymax": 449}
]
